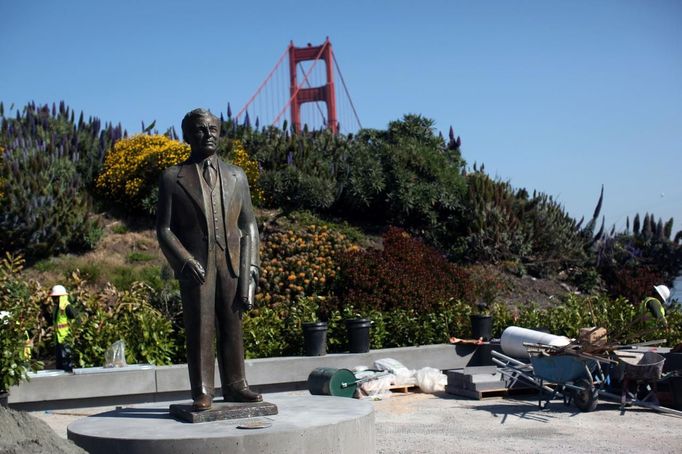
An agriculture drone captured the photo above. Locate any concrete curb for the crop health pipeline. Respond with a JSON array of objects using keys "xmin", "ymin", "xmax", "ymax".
[{"xmin": 10, "ymin": 344, "xmax": 482, "ymax": 409}]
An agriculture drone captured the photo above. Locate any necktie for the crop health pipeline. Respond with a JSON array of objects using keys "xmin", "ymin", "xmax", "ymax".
[{"xmin": 203, "ymin": 160, "xmax": 216, "ymax": 189}]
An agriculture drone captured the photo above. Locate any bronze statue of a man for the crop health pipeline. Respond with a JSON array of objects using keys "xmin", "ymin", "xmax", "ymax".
[{"xmin": 157, "ymin": 108, "xmax": 261, "ymax": 411}]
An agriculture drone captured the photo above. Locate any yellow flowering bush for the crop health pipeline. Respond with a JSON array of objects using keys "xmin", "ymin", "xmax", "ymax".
[
  {"xmin": 257, "ymin": 223, "xmax": 354, "ymax": 308},
  {"xmin": 229, "ymin": 140, "xmax": 263, "ymax": 206},
  {"xmin": 96, "ymin": 134, "xmax": 189, "ymax": 211}
]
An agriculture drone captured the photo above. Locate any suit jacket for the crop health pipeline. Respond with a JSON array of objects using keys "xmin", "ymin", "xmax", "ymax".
[{"xmin": 156, "ymin": 158, "xmax": 260, "ymax": 280}]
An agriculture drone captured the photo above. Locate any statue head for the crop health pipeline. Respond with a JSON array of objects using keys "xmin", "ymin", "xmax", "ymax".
[{"xmin": 182, "ymin": 108, "xmax": 221, "ymax": 160}]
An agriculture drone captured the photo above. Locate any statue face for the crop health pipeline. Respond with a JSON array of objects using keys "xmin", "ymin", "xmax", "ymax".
[{"xmin": 186, "ymin": 114, "xmax": 220, "ymax": 159}]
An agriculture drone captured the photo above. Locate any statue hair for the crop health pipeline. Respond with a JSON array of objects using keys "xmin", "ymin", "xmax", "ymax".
[{"xmin": 181, "ymin": 108, "xmax": 220, "ymax": 142}]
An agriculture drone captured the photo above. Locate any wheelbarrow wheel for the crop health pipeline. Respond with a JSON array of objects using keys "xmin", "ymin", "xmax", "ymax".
[{"xmin": 573, "ymin": 378, "xmax": 598, "ymax": 412}]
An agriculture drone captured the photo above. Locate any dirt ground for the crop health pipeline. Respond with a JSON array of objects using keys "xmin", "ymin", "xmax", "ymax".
[
  {"xmin": 0, "ymin": 406, "xmax": 85, "ymax": 454},
  {"xmin": 23, "ymin": 391, "xmax": 682, "ymax": 454}
]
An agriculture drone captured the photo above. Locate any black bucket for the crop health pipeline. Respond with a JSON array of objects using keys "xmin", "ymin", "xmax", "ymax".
[
  {"xmin": 302, "ymin": 321, "xmax": 327, "ymax": 356},
  {"xmin": 470, "ymin": 314, "xmax": 493, "ymax": 341},
  {"xmin": 669, "ymin": 375, "xmax": 682, "ymax": 410},
  {"xmin": 345, "ymin": 318, "xmax": 371, "ymax": 353}
]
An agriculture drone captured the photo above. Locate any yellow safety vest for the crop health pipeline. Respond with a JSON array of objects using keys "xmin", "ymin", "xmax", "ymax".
[
  {"xmin": 642, "ymin": 296, "xmax": 667, "ymax": 325},
  {"xmin": 22, "ymin": 331, "xmax": 32, "ymax": 360},
  {"xmin": 55, "ymin": 298, "xmax": 71, "ymax": 344}
]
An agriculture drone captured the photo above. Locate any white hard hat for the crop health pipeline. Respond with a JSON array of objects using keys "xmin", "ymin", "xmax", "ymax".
[
  {"xmin": 654, "ymin": 285, "xmax": 671, "ymax": 303},
  {"xmin": 50, "ymin": 285, "xmax": 68, "ymax": 296}
]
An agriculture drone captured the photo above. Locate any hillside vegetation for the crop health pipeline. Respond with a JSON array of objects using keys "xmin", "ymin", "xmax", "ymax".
[{"xmin": 1, "ymin": 101, "xmax": 681, "ymax": 373}]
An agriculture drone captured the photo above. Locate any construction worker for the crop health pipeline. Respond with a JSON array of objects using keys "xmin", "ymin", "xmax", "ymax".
[
  {"xmin": 51, "ymin": 285, "xmax": 76, "ymax": 372},
  {"xmin": 641, "ymin": 284, "xmax": 670, "ymax": 330},
  {"xmin": 22, "ymin": 331, "xmax": 33, "ymax": 360}
]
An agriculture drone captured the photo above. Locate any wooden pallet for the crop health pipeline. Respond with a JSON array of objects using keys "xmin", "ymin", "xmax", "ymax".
[
  {"xmin": 445, "ymin": 385, "xmax": 536, "ymax": 400},
  {"xmin": 388, "ymin": 384, "xmax": 419, "ymax": 393}
]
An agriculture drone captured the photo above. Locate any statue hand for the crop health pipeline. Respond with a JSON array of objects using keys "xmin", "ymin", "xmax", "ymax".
[
  {"xmin": 250, "ymin": 265, "xmax": 260, "ymax": 282},
  {"xmin": 240, "ymin": 265, "xmax": 259, "ymax": 311},
  {"xmin": 182, "ymin": 258, "xmax": 206, "ymax": 285}
]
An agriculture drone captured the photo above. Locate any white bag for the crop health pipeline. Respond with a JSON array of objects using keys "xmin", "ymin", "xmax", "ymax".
[{"xmin": 415, "ymin": 367, "xmax": 446, "ymax": 393}]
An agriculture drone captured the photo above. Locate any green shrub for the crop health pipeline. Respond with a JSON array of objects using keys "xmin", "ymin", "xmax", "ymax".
[
  {"xmin": 0, "ymin": 253, "xmax": 43, "ymax": 390},
  {"xmin": 233, "ymin": 115, "xmax": 467, "ymax": 245},
  {"xmin": 243, "ymin": 295, "xmax": 320, "ymax": 358},
  {"xmin": 339, "ymin": 115, "xmax": 466, "ymax": 236},
  {"xmin": 68, "ymin": 276, "xmax": 176, "ymax": 367},
  {"xmin": 0, "ymin": 102, "xmax": 121, "ymax": 262},
  {"xmin": 0, "ymin": 143, "xmax": 100, "ymax": 261},
  {"xmin": 127, "ymin": 251, "xmax": 154, "ymax": 263},
  {"xmin": 494, "ymin": 294, "xmax": 680, "ymax": 346},
  {"xmin": 0, "ymin": 101, "xmax": 122, "ymax": 189},
  {"xmin": 243, "ymin": 126, "xmax": 345, "ymax": 211},
  {"xmin": 449, "ymin": 172, "xmax": 590, "ymax": 275},
  {"xmin": 242, "ymin": 305, "xmax": 287, "ymax": 359},
  {"xmin": 111, "ymin": 224, "xmax": 129, "ymax": 234}
]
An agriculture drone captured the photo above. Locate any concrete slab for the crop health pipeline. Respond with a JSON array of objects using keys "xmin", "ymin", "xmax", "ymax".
[{"xmin": 67, "ymin": 394, "xmax": 374, "ymax": 454}]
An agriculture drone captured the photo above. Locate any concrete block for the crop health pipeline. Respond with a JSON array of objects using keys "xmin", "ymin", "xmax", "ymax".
[
  {"xmin": 468, "ymin": 374, "xmax": 501, "ymax": 384},
  {"xmin": 463, "ymin": 365, "xmax": 498, "ymax": 375},
  {"xmin": 9, "ymin": 368, "xmax": 156, "ymax": 404}
]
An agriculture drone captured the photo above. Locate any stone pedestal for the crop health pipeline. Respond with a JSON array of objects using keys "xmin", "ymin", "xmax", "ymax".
[
  {"xmin": 67, "ymin": 393, "xmax": 375, "ymax": 454},
  {"xmin": 169, "ymin": 400, "xmax": 278, "ymax": 423}
]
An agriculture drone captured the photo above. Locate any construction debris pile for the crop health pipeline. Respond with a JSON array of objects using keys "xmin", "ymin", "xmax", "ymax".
[
  {"xmin": 445, "ymin": 325, "xmax": 682, "ymax": 416},
  {"xmin": 308, "ymin": 358, "xmax": 447, "ymax": 399}
]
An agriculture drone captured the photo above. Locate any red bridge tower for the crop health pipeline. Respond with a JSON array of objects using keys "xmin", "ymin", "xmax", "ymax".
[{"xmin": 288, "ymin": 38, "xmax": 338, "ymax": 134}]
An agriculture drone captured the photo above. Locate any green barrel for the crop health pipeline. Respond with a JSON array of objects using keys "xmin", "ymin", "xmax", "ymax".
[{"xmin": 307, "ymin": 367, "xmax": 357, "ymax": 398}]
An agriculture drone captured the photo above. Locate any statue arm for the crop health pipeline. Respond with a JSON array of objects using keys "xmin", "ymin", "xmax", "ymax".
[
  {"xmin": 156, "ymin": 170, "xmax": 195, "ymax": 275},
  {"xmin": 237, "ymin": 170, "xmax": 260, "ymax": 271}
]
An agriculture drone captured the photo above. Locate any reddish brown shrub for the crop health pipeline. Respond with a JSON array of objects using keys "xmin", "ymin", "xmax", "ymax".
[
  {"xmin": 601, "ymin": 265, "xmax": 663, "ymax": 304},
  {"xmin": 335, "ymin": 227, "xmax": 475, "ymax": 312}
]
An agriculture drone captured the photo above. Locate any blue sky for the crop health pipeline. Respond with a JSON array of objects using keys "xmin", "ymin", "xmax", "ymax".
[{"xmin": 1, "ymin": 0, "xmax": 680, "ymax": 232}]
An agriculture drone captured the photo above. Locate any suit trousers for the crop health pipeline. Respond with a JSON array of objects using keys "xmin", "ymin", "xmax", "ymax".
[{"xmin": 179, "ymin": 245, "xmax": 245, "ymax": 399}]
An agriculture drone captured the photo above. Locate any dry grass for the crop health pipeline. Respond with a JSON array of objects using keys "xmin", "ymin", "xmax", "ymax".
[{"xmin": 25, "ymin": 214, "xmax": 167, "ymax": 291}]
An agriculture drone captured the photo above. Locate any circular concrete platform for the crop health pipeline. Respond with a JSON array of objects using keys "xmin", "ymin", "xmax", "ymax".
[{"xmin": 67, "ymin": 393, "xmax": 375, "ymax": 454}]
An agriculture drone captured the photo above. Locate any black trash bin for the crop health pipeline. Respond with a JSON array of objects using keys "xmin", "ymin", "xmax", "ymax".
[
  {"xmin": 302, "ymin": 321, "xmax": 328, "ymax": 356},
  {"xmin": 345, "ymin": 318, "xmax": 371, "ymax": 353},
  {"xmin": 470, "ymin": 314, "xmax": 493, "ymax": 341}
]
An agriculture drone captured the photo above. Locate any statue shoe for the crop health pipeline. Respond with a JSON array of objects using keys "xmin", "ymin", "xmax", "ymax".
[
  {"xmin": 223, "ymin": 380, "xmax": 263, "ymax": 403},
  {"xmin": 192, "ymin": 394, "xmax": 213, "ymax": 411}
]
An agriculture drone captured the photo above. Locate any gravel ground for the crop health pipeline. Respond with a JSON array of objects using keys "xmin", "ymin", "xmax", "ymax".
[
  {"xmin": 23, "ymin": 391, "xmax": 682, "ymax": 453},
  {"xmin": 373, "ymin": 392, "xmax": 682, "ymax": 454}
]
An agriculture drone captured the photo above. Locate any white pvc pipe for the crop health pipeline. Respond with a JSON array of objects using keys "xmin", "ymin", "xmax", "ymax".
[{"xmin": 500, "ymin": 326, "xmax": 571, "ymax": 359}]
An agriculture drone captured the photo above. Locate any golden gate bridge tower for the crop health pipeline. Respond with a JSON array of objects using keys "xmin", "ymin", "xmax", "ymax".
[{"xmin": 235, "ymin": 38, "xmax": 361, "ymax": 135}]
